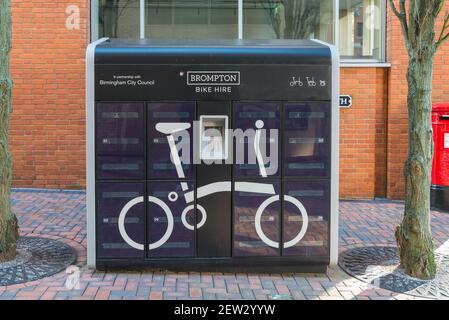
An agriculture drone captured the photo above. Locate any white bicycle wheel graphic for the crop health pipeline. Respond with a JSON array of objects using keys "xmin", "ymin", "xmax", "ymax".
[
  {"xmin": 118, "ymin": 196, "xmax": 174, "ymax": 251},
  {"xmin": 181, "ymin": 204, "xmax": 207, "ymax": 231},
  {"xmin": 255, "ymin": 195, "xmax": 309, "ymax": 249}
]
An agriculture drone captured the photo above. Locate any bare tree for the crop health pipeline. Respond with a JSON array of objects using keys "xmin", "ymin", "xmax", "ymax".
[
  {"xmin": 100, "ymin": 0, "xmax": 135, "ymax": 38},
  {"xmin": 389, "ymin": 0, "xmax": 449, "ymax": 279},
  {"xmin": 259, "ymin": 0, "xmax": 321, "ymax": 39},
  {"xmin": 0, "ymin": 0, "xmax": 19, "ymax": 262}
]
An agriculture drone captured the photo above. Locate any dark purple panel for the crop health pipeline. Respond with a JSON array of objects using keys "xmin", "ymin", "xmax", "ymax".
[
  {"xmin": 148, "ymin": 181, "xmax": 195, "ymax": 258},
  {"xmin": 233, "ymin": 181, "xmax": 280, "ymax": 257},
  {"xmin": 96, "ymin": 103, "xmax": 144, "ymax": 156},
  {"xmin": 233, "ymin": 102, "xmax": 280, "ymax": 178},
  {"xmin": 283, "ymin": 180, "xmax": 330, "ymax": 257},
  {"xmin": 284, "ymin": 102, "xmax": 330, "ymax": 177},
  {"xmin": 148, "ymin": 103, "xmax": 195, "ymax": 179},
  {"xmin": 96, "ymin": 182, "xmax": 144, "ymax": 259},
  {"xmin": 96, "ymin": 155, "xmax": 144, "ymax": 180}
]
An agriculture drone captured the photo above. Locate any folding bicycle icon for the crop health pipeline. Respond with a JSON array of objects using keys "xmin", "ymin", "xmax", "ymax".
[{"xmin": 118, "ymin": 120, "xmax": 309, "ymax": 251}]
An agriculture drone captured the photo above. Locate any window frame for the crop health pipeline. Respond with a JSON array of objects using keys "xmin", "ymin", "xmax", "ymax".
[
  {"xmin": 91, "ymin": 0, "xmax": 387, "ymax": 64},
  {"xmin": 338, "ymin": 0, "xmax": 387, "ymax": 64}
]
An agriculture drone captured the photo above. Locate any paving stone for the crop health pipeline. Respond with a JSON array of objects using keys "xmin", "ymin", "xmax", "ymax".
[
  {"xmin": 319, "ymin": 296, "xmax": 344, "ymax": 300},
  {"xmin": 226, "ymin": 283, "xmax": 240, "ymax": 294},
  {"xmin": 240, "ymin": 289, "xmax": 255, "ymax": 299},
  {"xmin": 3, "ymin": 190, "xmax": 448, "ymax": 300},
  {"xmin": 304, "ymin": 295, "xmax": 320, "ymax": 300},
  {"xmin": 261, "ymin": 280, "xmax": 276, "ymax": 290},
  {"xmin": 149, "ymin": 292, "xmax": 163, "ymax": 300},
  {"xmin": 287, "ymin": 290, "xmax": 303, "ymax": 299},
  {"xmin": 203, "ymin": 293, "xmax": 216, "ymax": 299},
  {"xmin": 189, "ymin": 288, "xmax": 202, "ymax": 299},
  {"xmin": 136, "ymin": 288, "xmax": 151, "ymax": 297},
  {"xmin": 216, "ymin": 293, "xmax": 243, "ymax": 300}
]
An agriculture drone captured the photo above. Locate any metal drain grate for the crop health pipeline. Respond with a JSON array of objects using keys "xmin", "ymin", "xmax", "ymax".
[
  {"xmin": 0, "ymin": 237, "xmax": 77, "ymax": 287},
  {"xmin": 339, "ymin": 246, "xmax": 449, "ymax": 299}
]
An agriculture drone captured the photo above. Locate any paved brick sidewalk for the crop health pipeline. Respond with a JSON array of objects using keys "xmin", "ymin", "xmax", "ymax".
[{"xmin": 1, "ymin": 189, "xmax": 448, "ymax": 300}]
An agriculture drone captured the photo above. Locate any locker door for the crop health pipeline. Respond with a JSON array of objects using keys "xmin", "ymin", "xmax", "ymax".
[
  {"xmin": 283, "ymin": 180, "xmax": 330, "ymax": 257},
  {"xmin": 147, "ymin": 181, "xmax": 195, "ymax": 258},
  {"xmin": 233, "ymin": 181, "xmax": 281, "ymax": 257},
  {"xmin": 234, "ymin": 102, "xmax": 280, "ymax": 178},
  {"xmin": 97, "ymin": 156, "xmax": 145, "ymax": 180},
  {"xmin": 148, "ymin": 102, "xmax": 195, "ymax": 180},
  {"xmin": 96, "ymin": 182, "xmax": 144, "ymax": 259},
  {"xmin": 96, "ymin": 103, "xmax": 145, "ymax": 180},
  {"xmin": 284, "ymin": 102, "xmax": 330, "ymax": 177}
]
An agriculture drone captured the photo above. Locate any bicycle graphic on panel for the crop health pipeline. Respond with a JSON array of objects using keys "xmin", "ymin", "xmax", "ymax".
[{"xmin": 118, "ymin": 120, "xmax": 309, "ymax": 251}]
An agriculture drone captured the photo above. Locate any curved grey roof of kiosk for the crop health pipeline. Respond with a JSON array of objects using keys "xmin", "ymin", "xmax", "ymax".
[{"xmin": 95, "ymin": 39, "xmax": 332, "ymax": 65}]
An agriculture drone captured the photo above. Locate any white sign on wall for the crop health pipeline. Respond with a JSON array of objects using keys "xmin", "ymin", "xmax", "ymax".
[{"xmin": 339, "ymin": 95, "xmax": 353, "ymax": 108}]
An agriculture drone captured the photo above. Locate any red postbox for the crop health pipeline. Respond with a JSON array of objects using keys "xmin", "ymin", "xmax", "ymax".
[{"xmin": 431, "ymin": 103, "xmax": 449, "ymax": 211}]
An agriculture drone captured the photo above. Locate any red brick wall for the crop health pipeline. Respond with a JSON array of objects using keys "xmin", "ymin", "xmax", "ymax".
[
  {"xmin": 8, "ymin": 1, "xmax": 449, "ymax": 199},
  {"xmin": 386, "ymin": 3, "xmax": 408, "ymax": 199},
  {"xmin": 339, "ymin": 68, "xmax": 388, "ymax": 199},
  {"xmin": 7, "ymin": 1, "xmax": 389, "ymax": 198},
  {"xmin": 386, "ymin": 2, "xmax": 449, "ymax": 199},
  {"xmin": 10, "ymin": 1, "xmax": 89, "ymax": 189}
]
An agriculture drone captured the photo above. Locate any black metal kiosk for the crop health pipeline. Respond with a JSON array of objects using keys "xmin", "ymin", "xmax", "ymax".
[{"xmin": 86, "ymin": 39, "xmax": 339, "ymax": 272}]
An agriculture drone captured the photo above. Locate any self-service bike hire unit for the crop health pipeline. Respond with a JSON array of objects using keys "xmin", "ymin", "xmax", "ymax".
[{"xmin": 86, "ymin": 38, "xmax": 339, "ymax": 272}]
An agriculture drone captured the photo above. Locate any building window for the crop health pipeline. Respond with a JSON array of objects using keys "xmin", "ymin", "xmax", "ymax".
[
  {"xmin": 93, "ymin": 0, "xmax": 386, "ymax": 63},
  {"xmin": 243, "ymin": 0, "xmax": 334, "ymax": 44},
  {"xmin": 98, "ymin": 0, "xmax": 141, "ymax": 38},
  {"xmin": 145, "ymin": 1, "xmax": 238, "ymax": 39},
  {"xmin": 339, "ymin": 0, "xmax": 384, "ymax": 61}
]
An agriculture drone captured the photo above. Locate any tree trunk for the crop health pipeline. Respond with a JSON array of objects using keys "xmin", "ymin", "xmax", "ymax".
[
  {"xmin": 0, "ymin": 0, "xmax": 19, "ymax": 262},
  {"xmin": 396, "ymin": 51, "xmax": 437, "ymax": 279},
  {"xmin": 389, "ymin": 0, "xmax": 445, "ymax": 280}
]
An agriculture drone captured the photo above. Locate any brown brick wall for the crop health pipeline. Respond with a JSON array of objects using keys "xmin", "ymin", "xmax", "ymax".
[
  {"xmin": 339, "ymin": 67, "xmax": 388, "ymax": 199},
  {"xmin": 10, "ymin": 0, "xmax": 89, "ymax": 189},
  {"xmin": 8, "ymin": 1, "xmax": 449, "ymax": 199},
  {"xmin": 386, "ymin": 2, "xmax": 449, "ymax": 199}
]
